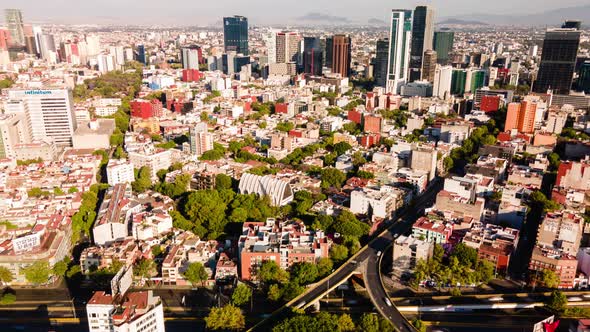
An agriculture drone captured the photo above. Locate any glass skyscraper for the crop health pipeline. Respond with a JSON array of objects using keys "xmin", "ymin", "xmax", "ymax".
[
  {"xmin": 4, "ymin": 9, "xmax": 25, "ymax": 46},
  {"xmin": 374, "ymin": 39, "xmax": 390, "ymax": 87},
  {"xmin": 386, "ymin": 9, "xmax": 413, "ymax": 94},
  {"xmin": 433, "ymin": 30, "xmax": 454, "ymax": 64},
  {"xmin": 534, "ymin": 27, "xmax": 580, "ymax": 95},
  {"xmin": 223, "ymin": 16, "xmax": 249, "ymax": 56},
  {"xmin": 409, "ymin": 6, "xmax": 435, "ymax": 82},
  {"xmin": 303, "ymin": 37, "xmax": 323, "ymax": 76}
]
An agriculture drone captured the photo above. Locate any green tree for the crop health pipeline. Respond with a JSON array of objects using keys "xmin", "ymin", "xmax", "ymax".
[
  {"xmin": 215, "ymin": 174, "xmax": 233, "ymax": 190},
  {"xmin": 338, "ymin": 314, "xmax": 356, "ymax": 331},
  {"xmin": 68, "ymin": 187, "xmax": 79, "ymax": 194},
  {"xmin": 281, "ymin": 281, "xmax": 304, "ymax": 301},
  {"xmin": 258, "ymin": 260, "xmax": 289, "ymax": 284},
  {"xmin": 134, "ymin": 258, "xmax": 155, "ymax": 283},
  {"xmin": 333, "ymin": 142, "xmax": 352, "ymax": 156},
  {"xmin": 23, "ymin": 261, "xmax": 51, "ymax": 285},
  {"xmin": 183, "ymin": 262, "xmax": 209, "ymax": 286},
  {"xmin": 547, "ymin": 290, "xmax": 567, "ymax": 313},
  {"xmin": 132, "ymin": 166, "xmax": 152, "ymax": 193},
  {"xmin": 290, "ymin": 262, "xmax": 319, "ymax": 285},
  {"xmin": 317, "ymin": 258, "xmax": 334, "ymax": 278},
  {"xmin": 412, "ymin": 319, "xmax": 427, "ymax": 332},
  {"xmin": 276, "ymin": 121, "xmax": 294, "ymax": 132},
  {"xmin": 205, "ymin": 305, "xmax": 245, "ymax": 330},
  {"xmin": 330, "ymin": 244, "xmax": 349, "ymax": 264},
  {"xmin": 358, "ymin": 314, "xmax": 381, "ymax": 332},
  {"xmin": 0, "ymin": 266, "xmax": 13, "ymax": 284},
  {"xmin": 541, "ymin": 269, "xmax": 560, "ymax": 289},
  {"xmin": 52, "ymin": 259, "xmax": 68, "ymax": 277},
  {"xmin": 0, "ymin": 292, "xmax": 16, "ymax": 305},
  {"xmin": 450, "ymin": 243, "xmax": 478, "ymax": 269},
  {"xmin": 231, "ymin": 283, "xmax": 252, "ymax": 307},
  {"xmin": 320, "ymin": 168, "xmax": 346, "ymax": 189},
  {"xmin": 267, "ymin": 284, "xmax": 282, "ymax": 301}
]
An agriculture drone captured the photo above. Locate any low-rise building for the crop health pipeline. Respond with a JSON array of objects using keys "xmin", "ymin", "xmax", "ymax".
[
  {"xmin": 462, "ymin": 222, "xmax": 519, "ymax": 273},
  {"xmin": 106, "ymin": 159, "xmax": 134, "ymax": 186},
  {"xmin": 238, "ymin": 219, "xmax": 330, "ymax": 280},
  {"xmin": 392, "ymin": 235, "xmax": 434, "ymax": 270},
  {"xmin": 529, "ymin": 245, "xmax": 577, "ymax": 289},
  {"xmin": 412, "ymin": 216, "xmax": 454, "ymax": 244}
]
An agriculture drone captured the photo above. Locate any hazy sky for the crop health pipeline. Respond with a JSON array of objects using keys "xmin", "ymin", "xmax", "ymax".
[{"xmin": 2, "ymin": 0, "xmax": 589, "ymax": 25}]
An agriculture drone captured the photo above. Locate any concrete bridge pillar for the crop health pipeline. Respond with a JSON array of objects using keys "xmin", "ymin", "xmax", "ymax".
[{"xmin": 311, "ymin": 300, "xmax": 320, "ymax": 312}]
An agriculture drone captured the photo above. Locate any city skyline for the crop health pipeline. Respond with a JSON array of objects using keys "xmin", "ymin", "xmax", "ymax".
[{"xmin": 0, "ymin": 0, "xmax": 588, "ymax": 25}]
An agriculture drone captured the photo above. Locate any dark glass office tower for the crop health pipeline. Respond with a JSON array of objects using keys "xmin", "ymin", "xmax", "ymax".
[
  {"xmin": 433, "ymin": 30, "xmax": 454, "ymax": 64},
  {"xmin": 136, "ymin": 44, "xmax": 146, "ymax": 64},
  {"xmin": 303, "ymin": 37, "xmax": 323, "ymax": 76},
  {"xmin": 562, "ymin": 20, "xmax": 582, "ymax": 30},
  {"xmin": 325, "ymin": 37, "xmax": 333, "ymax": 69},
  {"xmin": 451, "ymin": 69, "xmax": 466, "ymax": 95},
  {"xmin": 534, "ymin": 27, "xmax": 581, "ymax": 95},
  {"xmin": 374, "ymin": 38, "xmax": 389, "ymax": 87},
  {"xmin": 409, "ymin": 5, "xmax": 434, "ymax": 82},
  {"xmin": 578, "ymin": 61, "xmax": 590, "ymax": 93},
  {"xmin": 223, "ymin": 16, "xmax": 249, "ymax": 56}
]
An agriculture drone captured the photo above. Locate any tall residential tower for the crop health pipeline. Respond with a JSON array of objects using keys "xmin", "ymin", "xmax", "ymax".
[{"xmin": 386, "ymin": 9, "xmax": 413, "ymax": 94}]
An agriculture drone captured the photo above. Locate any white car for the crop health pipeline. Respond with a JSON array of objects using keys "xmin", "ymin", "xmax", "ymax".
[
  {"xmin": 384, "ymin": 297, "xmax": 392, "ymax": 307},
  {"xmin": 377, "ymin": 251, "xmax": 382, "ymax": 257},
  {"xmin": 568, "ymin": 297, "xmax": 583, "ymax": 302},
  {"xmin": 488, "ymin": 296, "xmax": 503, "ymax": 302}
]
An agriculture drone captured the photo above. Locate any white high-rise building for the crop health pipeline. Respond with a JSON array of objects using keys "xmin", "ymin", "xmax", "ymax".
[
  {"xmin": 7, "ymin": 89, "xmax": 77, "ymax": 147},
  {"xmin": 97, "ymin": 54, "xmax": 115, "ymax": 73},
  {"xmin": 0, "ymin": 113, "xmax": 30, "ymax": 159},
  {"xmin": 264, "ymin": 29, "xmax": 278, "ymax": 64},
  {"xmin": 106, "ymin": 159, "xmax": 135, "ymax": 186},
  {"xmin": 181, "ymin": 46, "xmax": 200, "ymax": 69},
  {"xmin": 276, "ymin": 31, "xmax": 300, "ymax": 64},
  {"xmin": 189, "ymin": 122, "xmax": 213, "ymax": 157},
  {"xmin": 110, "ymin": 46, "xmax": 125, "ymax": 69},
  {"xmin": 39, "ymin": 34, "xmax": 56, "ymax": 62},
  {"xmin": 386, "ymin": 9, "xmax": 413, "ymax": 94},
  {"xmin": 85, "ymin": 35, "xmax": 101, "ymax": 57},
  {"xmin": 433, "ymin": 65, "xmax": 452, "ymax": 99}
]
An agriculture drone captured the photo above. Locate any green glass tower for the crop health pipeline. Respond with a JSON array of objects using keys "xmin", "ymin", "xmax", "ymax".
[
  {"xmin": 451, "ymin": 69, "xmax": 466, "ymax": 95},
  {"xmin": 433, "ymin": 30, "xmax": 454, "ymax": 64}
]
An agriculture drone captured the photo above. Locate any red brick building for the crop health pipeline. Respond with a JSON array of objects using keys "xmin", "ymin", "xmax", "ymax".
[
  {"xmin": 182, "ymin": 69, "xmax": 203, "ymax": 82},
  {"xmin": 348, "ymin": 109, "xmax": 362, "ymax": 124},
  {"xmin": 363, "ymin": 115, "xmax": 382, "ymax": 134},
  {"xmin": 480, "ymin": 95, "xmax": 501, "ymax": 112}
]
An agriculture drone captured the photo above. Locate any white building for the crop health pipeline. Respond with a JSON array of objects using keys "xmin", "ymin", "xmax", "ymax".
[
  {"xmin": 238, "ymin": 173, "xmax": 294, "ymax": 206},
  {"xmin": 0, "ymin": 113, "xmax": 30, "ymax": 159},
  {"xmin": 444, "ymin": 176, "xmax": 478, "ymax": 202},
  {"xmin": 107, "ymin": 159, "xmax": 135, "ymax": 186},
  {"xmin": 7, "ymin": 89, "xmax": 77, "ymax": 147},
  {"xmin": 86, "ymin": 290, "xmax": 165, "ymax": 332},
  {"xmin": 128, "ymin": 145, "xmax": 173, "ymax": 180},
  {"xmin": 189, "ymin": 122, "xmax": 213, "ymax": 157},
  {"xmin": 433, "ymin": 65, "xmax": 452, "ymax": 100},
  {"xmin": 93, "ymin": 184, "xmax": 133, "ymax": 246},
  {"xmin": 386, "ymin": 10, "xmax": 412, "ymax": 94},
  {"xmin": 350, "ymin": 186, "xmax": 408, "ymax": 219}
]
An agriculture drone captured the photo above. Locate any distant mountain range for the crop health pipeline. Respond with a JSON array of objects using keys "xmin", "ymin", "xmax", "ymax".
[
  {"xmin": 439, "ymin": 5, "xmax": 590, "ymax": 26},
  {"xmin": 438, "ymin": 18, "xmax": 489, "ymax": 26},
  {"xmin": 297, "ymin": 12, "xmax": 351, "ymax": 23}
]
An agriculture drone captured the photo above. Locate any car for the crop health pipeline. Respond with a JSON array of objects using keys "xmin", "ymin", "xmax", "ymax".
[
  {"xmin": 377, "ymin": 251, "xmax": 382, "ymax": 257},
  {"xmin": 384, "ymin": 297, "xmax": 392, "ymax": 307},
  {"xmin": 568, "ymin": 296, "xmax": 583, "ymax": 302},
  {"xmin": 488, "ymin": 296, "xmax": 503, "ymax": 302},
  {"xmin": 582, "ymin": 294, "xmax": 590, "ymax": 299}
]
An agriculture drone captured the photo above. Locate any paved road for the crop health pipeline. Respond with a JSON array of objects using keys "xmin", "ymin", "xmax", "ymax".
[
  {"xmin": 363, "ymin": 179, "xmax": 444, "ymax": 332},
  {"xmin": 252, "ymin": 178, "xmax": 443, "ymax": 331}
]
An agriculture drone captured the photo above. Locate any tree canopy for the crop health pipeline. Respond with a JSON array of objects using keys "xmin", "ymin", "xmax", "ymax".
[{"xmin": 205, "ymin": 305, "xmax": 245, "ymax": 330}]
